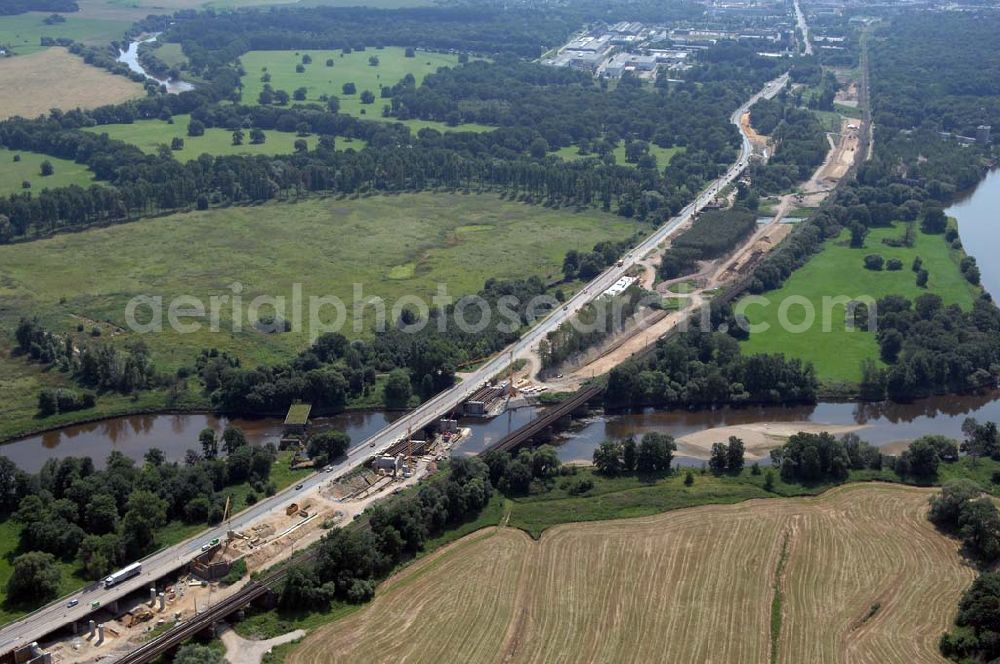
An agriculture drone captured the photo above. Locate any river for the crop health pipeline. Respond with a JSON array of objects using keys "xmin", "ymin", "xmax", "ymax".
[
  {"xmin": 117, "ymin": 34, "xmax": 195, "ymax": 94},
  {"xmin": 4, "ymin": 161, "xmax": 999, "ymax": 472},
  {"xmin": 948, "ymin": 167, "xmax": 1000, "ymax": 298},
  {"xmin": 7, "ymin": 390, "xmax": 1000, "ymax": 472}
]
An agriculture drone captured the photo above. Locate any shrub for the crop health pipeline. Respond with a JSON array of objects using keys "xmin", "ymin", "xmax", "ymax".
[{"xmin": 863, "ymin": 254, "xmax": 885, "ymax": 270}]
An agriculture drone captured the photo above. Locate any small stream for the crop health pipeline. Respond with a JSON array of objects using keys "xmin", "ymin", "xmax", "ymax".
[{"xmin": 117, "ymin": 34, "xmax": 194, "ymax": 94}]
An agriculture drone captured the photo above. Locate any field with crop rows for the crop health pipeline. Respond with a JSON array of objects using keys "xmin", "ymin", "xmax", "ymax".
[{"xmin": 287, "ymin": 484, "xmax": 972, "ymax": 664}]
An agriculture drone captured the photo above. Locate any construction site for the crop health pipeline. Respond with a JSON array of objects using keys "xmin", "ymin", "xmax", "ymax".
[
  {"xmin": 541, "ymin": 86, "xmax": 867, "ymax": 389},
  {"xmin": 33, "ymin": 423, "xmax": 471, "ymax": 664}
]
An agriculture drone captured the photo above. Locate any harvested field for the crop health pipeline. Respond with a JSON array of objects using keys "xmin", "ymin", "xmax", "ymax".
[
  {"xmin": 287, "ymin": 484, "xmax": 973, "ymax": 664},
  {"xmin": 288, "ymin": 528, "xmax": 530, "ymax": 663},
  {"xmin": 0, "ymin": 48, "xmax": 143, "ymax": 120}
]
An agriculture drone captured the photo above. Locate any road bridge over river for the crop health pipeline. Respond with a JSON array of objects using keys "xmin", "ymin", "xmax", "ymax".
[{"xmin": 0, "ymin": 71, "xmax": 788, "ymax": 661}]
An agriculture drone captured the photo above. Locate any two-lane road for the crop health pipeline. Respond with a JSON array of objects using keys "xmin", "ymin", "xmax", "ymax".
[{"xmin": 0, "ymin": 72, "xmax": 788, "ymax": 656}]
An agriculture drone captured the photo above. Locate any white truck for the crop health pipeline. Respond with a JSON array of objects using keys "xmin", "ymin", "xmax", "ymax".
[{"xmin": 104, "ymin": 562, "xmax": 142, "ymax": 589}]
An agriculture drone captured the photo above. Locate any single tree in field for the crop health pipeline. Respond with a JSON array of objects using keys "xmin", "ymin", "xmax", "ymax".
[
  {"xmin": 249, "ymin": 128, "xmax": 266, "ymax": 144},
  {"xmin": 383, "ymin": 369, "xmax": 412, "ymax": 409},
  {"xmin": 342, "ymin": 82, "xmax": 357, "ymax": 95},
  {"xmin": 593, "ymin": 440, "xmax": 623, "ymax": 476},
  {"xmin": 360, "ymin": 89, "xmax": 375, "ymax": 104},
  {"xmin": 199, "ymin": 427, "xmax": 218, "ymax": 459},
  {"xmin": 187, "ymin": 119, "xmax": 205, "ymax": 137},
  {"xmin": 232, "ymin": 128, "xmax": 244, "ymax": 146},
  {"xmin": 7, "ymin": 552, "xmax": 61, "ymax": 604},
  {"xmin": 368, "ymin": 55, "xmax": 379, "ymax": 66},
  {"xmin": 222, "ymin": 426, "xmax": 247, "ymax": 455},
  {"xmin": 621, "ymin": 436, "xmax": 637, "ymax": 472},
  {"xmin": 40, "ymin": 160, "xmax": 53, "ymax": 176},
  {"xmin": 726, "ymin": 436, "xmax": 745, "ymax": 474},
  {"xmin": 709, "ymin": 442, "xmax": 728, "ymax": 474}
]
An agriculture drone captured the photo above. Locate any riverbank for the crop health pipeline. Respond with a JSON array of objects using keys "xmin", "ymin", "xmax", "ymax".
[
  {"xmin": 10, "ymin": 385, "xmax": 1000, "ymax": 474},
  {"xmin": 116, "ymin": 33, "xmax": 194, "ymax": 94}
]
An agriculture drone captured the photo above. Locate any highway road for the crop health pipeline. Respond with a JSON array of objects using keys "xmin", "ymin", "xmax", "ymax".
[
  {"xmin": 0, "ymin": 71, "xmax": 788, "ymax": 656},
  {"xmin": 794, "ymin": 0, "xmax": 814, "ymax": 56}
]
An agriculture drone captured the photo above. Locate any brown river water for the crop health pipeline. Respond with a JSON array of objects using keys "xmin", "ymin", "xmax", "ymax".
[{"xmin": 4, "ymin": 170, "xmax": 1000, "ymax": 471}]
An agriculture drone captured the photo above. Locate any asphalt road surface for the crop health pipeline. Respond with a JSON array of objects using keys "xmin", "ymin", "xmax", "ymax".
[{"xmin": 0, "ymin": 71, "xmax": 788, "ymax": 655}]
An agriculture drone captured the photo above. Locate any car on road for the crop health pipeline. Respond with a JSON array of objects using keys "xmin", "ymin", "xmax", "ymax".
[
  {"xmin": 67, "ymin": 599, "xmax": 78, "ymax": 608},
  {"xmin": 90, "ymin": 601, "xmax": 100, "ymax": 609},
  {"xmin": 324, "ymin": 465, "xmax": 334, "ymax": 472},
  {"xmin": 295, "ymin": 483, "xmax": 304, "ymax": 490}
]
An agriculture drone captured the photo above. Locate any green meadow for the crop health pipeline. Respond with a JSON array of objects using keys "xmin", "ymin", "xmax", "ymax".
[
  {"xmin": 0, "ymin": 193, "xmax": 636, "ymax": 372},
  {"xmin": 83, "ymin": 114, "xmax": 368, "ymax": 158},
  {"xmin": 0, "ymin": 148, "xmax": 96, "ymax": 196},
  {"xmin": 553, "ymin": 143, "xmax": 685, "ymax": 169},
  {"xmin": 739, "ymin": 222, "xmax": 979, "ymax": 385},
  {"xmin": 239, "ymin": 48, "xmax": 492, "ymax": 134},
  {"xmin": 0, "ymin": 12, "xmax": 131, "ymax": 55}
]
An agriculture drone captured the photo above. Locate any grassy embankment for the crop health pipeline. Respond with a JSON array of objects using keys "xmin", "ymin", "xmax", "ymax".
[
  {"xmin": 239, "ymin": 48, "xmax": 492, "ymax": 134},
  {"xmin": 740, "ymin": 222, "xmax": 979, "ymax": 385},
  {"xmin": 0, "ymin": 193, "xmax": 638, "ymax": 440},
  {"xmin": 0, "ymin": 451, "xmax": 311, "ymax": 625},
  {"xmin": 83, "ymin": 114, "xmax": 370, "ymax": 158},
  {"xmin": 0, "ymin": 147, "xmax": 96, "ymax": 196}
]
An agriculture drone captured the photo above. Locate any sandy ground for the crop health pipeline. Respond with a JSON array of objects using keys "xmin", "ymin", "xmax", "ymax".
[
  {"xmin": 674, "ymin": 422, "xmax": 865, "ymax": 461},
  {"xmin": 0, "ymin": 48, "xmax": 144, "ymax": 120},
  {"xmin": 221, "ymin": 624, "xmax": 305, "ymax": 664},
  {"xmin": 536, "ymin": 108, "xmax": 863, "ymax": 389},
  {"xmin": 43, "ymin": 434, "xmax": 464, "ymax": 663}
]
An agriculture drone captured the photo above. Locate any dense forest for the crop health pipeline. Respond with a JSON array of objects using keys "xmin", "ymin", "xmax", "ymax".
[
  {"xmin": 933, "ymin": 421, "xmax": 1000, "ymax": 662},
  {"xmin": 871, "ymin": 12, "xmax": 1000, "ymax": 138},
  {"xmin": 0, "ymin": 40, "xmax": 782, "ymax": 244},
  {"xmin": 604, "ymin": 325, "xmax": 818, "ymax": 409},
  {"xmin": 0, "ymin": 424, "xmax": 279, "ymax": 607},
  {"xmin": 737, "ymin": 11, "xmax": 999, "ymax": 399},
  {"xmin": 659, "ymin": 205, "xmax": 757, "ymax": 279}
]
